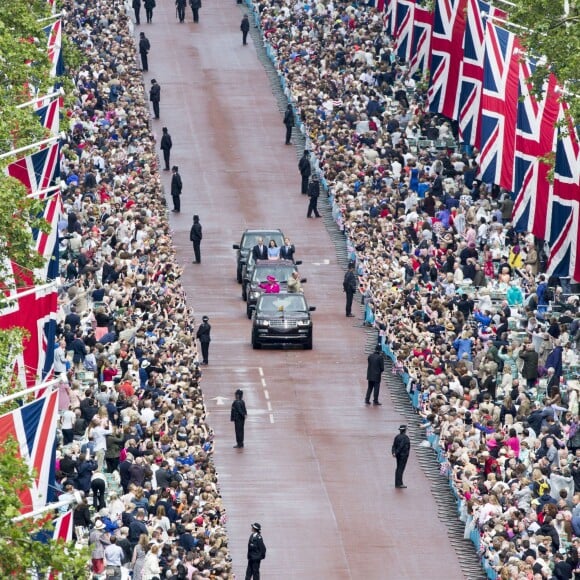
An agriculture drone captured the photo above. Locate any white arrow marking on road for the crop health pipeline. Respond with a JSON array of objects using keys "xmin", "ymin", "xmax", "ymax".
[{"xmin": 211, "ymin": 396, "xmax": 228, "ymax": 405}]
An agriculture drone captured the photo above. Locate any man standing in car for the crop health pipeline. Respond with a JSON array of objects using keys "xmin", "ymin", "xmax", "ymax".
[
  {"xmin": 365, "ymin": 345, "xmax": 384, "ymax": 405},
  {"xmin": 231, "ymin": 389, "xmax": 247, "ymax": 448},
  {"xmin": 170, "ymin": 166, "xmax": 182, "ymax": 212},
  {"xmin": 189, "ymin": 215, "xmax": 202, "ymax": 263},
  {"xmin": 196, "ymin": 316, "xmax": 211, "ymax": 365},
  {"xmin": 343, "ymin": 263, "xmax": 357, "ymax": 317},
  {"xmin": 246, "ymin": 522, "xmax": 266, "ymax": 580}
]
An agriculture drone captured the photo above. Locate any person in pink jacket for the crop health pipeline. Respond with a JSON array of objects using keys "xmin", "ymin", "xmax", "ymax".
[{"xmin": 259, "ymin": 275, "xmax": 280, "ymax": 293}]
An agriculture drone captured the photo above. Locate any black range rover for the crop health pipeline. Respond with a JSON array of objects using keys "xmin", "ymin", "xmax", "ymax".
[{"xmin": 251, "ymin": 292, "xmax": 315, "ymax": 350}]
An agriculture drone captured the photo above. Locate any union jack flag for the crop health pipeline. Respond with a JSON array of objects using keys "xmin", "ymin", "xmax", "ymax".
[
  {"xmin": 5, "ymin": 141, "xmax": 60, "ymax": 194},
  {"xmin": 512, "ymin": 63, "xmax": 560, "ymax": 239},
  {"xmin": 477, "ymin": 22, "xmax": 520, "ymax": 190},
  {"xmin": 53, "ymin": 510, "xmax": 74, "ymax": 542},
  {"xmin": 383, "ymin": 0, "xmax": 397, "ymax": 36},
  {"xmin": 456, "ymin": 0, "xmax": 505, "ymax": 146},
  {"xmin": 408, "ymin": 6, "xmax": 434, "ymax": 77},
  {"xmin": 43, "ymin": 20, "xmax": 64, "ymax": 78},
  {"xmin": 394, "ymin": 0, "xmax": 415, "ymax": 63},
  {"xmin": 546, "ymin": 102, "xmax": 580, "ymax": 279},
  {"xmin": 427, "ymin": 0, "xmax": 467, "ymax": 118},
  {"xmin": 0, "ymin": 389, "xmax": 59, "ymax": 511},
  {"xmin": 34, "ymin": 99, "xmax": 60, "ymax": 137}
]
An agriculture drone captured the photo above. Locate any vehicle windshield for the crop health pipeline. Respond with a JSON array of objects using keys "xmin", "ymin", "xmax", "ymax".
[
  {"xmin": 251, "ymin": 265, "xmax": 295, "ymax": 283},
  {"xmin": 241, "ymin": 232, "xmax": 285, "ymax": 250},
  {"xmin": 258, "ymin": 295, "xmax": 308, "ymax": 313}
]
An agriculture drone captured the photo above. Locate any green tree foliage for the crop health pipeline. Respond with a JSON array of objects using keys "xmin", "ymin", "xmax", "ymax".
[
  {"xmin": 504, "ymin": 0, "xmax": 580, "ymax": 123},
  {"xmin": 0, "ymin": 438, "xmax": 89, "ymax": 578}
]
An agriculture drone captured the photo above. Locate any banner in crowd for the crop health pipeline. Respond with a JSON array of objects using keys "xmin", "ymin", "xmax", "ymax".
[
  {"xmin": 477, "ymin": 21, "xmax": 520, "ymax": 190},
  {"xmin": 0, "ymin": 388, "xmax": 59, "ymax": 511},
  {"xmin": 408, "ymin": 5, "xmax": 433, "ymax": 77},
  {"xmin": 5, "ymin": 141, "xmax": 60, "ymax": 194},
  {"xmin": 546, "ymin": 102, "xmax": 580, "ymax": 279},
  {"xmin": 43, "ymin": 19, "xmax": 64, "ymax": 78},
  {"xmin": 394, "ymin": 0, "xmax": 416, "ymax": 63},
  {"xmin": 53, "ymin": 510, "xmax": 74, "ymax": 542},
  {"xmin": 34, "ymin": 98, "xmax": 60, "ymax": 137},
  {"xmin": 512, "ymin": 64, "xmax": 559, "ymax": 239}
]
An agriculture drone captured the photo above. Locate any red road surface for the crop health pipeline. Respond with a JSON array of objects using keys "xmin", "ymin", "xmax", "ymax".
[{"xmin": 136, "ymin": 3, "xmax": 465, "ymax": 578}]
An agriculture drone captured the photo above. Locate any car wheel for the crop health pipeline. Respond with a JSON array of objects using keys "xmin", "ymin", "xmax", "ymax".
[
  {"xmin": 242, "ymin": 284, "xmax": 247, "ymax": 302},
  {"xmin": 304, "ymin": 336, "xmax": 313, "ymax": 350},
  {"xmin": 252, "ymin": 338, "xmax": 261, "ymax": 350},
  {"xmin": 247, "ymin": 306, "xmax": 252, "ymax": 319},
  {"xmin": 237, "ymin": 266, "xmax": 242, "ymax": 284}
]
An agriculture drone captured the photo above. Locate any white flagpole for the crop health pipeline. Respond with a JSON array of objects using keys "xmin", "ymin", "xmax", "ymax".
[
  {"xmin": 0, "ymin": 378, "xmax": 59, "ymax": 407},
  {"xmin": 0, "ymin": 136, "xmax": 59, "ymax": 161},
  {"xmin": 0, "ymin": 281, "xmax": 58, "ymax": 305},
  {"xmin": 12, "ymin": 495, "xmax": 80, "ymax": 523},
  {"xmin": 16, "ymin": 88, "xmax": 64, "ymax": 110},
  {"xmin": 36, "ymin": 13, "xmax": 64, "ymax": 23},
  {"xmin": 26, "ymin": 184, "xmax": 63, "ymax": 200}
]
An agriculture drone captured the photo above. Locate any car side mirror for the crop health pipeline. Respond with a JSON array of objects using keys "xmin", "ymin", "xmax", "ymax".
[
  {"xmin": 309, "ymin": 306, "xmax": 316, "ymax": 312},
  {"xmin": 301, "ymin": 278, "xmax": 307, "ymax": 283},
  {"xmin": 295, "ymin": 260, "xmax": 303, "ymax": 265},
  {"xmin": 233, "ymin": 244, "xmax": 240, "ymax": 250}
]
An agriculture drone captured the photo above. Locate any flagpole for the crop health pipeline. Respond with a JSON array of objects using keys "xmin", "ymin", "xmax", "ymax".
[
  {"xmin": 26, "ymin": 184, "xmax": 63, "ymax": 200},
  {"xmin": 0, "ymin": 136, "xmax": 59, "ymax": 161},
  {"xmin": 0, "ymin": 378, "xmax": 59, "ymax": 407},
  {"xmin": 36, "ymin": 13, "xmax": 63, "ymax": 23},
  {"xmin": 1, "ymin": 281, "xmax": 58, "ymax": 305},
  {"xmin": 16, "ymin": 88, "xmax": 64, "ymax": 109},
  {"xmin": 12, "ymin": 496, "xmax": 80, "ymax": 523}
]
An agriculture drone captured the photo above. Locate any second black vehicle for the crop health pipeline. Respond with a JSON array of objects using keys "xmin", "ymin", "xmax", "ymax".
[{"xmin": 244, "ymin": 259, "xmax": 305, "ymax": 318}]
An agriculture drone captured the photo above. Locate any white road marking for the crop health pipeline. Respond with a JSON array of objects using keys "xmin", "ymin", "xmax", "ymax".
[
  {"xmin": 269, "ymin": 414, "xmax": 274, "ymax": 423},
  {"xmin": 258, "ymin": 367, "xmax": 264, "ymax": 377},
  {"xmin": 263, "ymin": 390, "xmax": 269, "ymax": 400}
]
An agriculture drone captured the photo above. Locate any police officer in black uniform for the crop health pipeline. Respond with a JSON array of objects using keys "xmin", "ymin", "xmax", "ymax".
[
  {"xmin": 231, "ymin": 389, "xmax": 247, "ymax": 448},
  {"xmin": 306, "ymin": 174, "xmax": 321, "ymax": 218},
  {"xmin": 365, "ymin": 345, "xmax": 384, "ymax": 405},
  {"xmin": 189, "ymin": 214, "xmax": 202, "ymax": 263},
  {"xmin": 298, "ymin": 150, "xmax": 311, "ymax": 194},
  {"xmin": 342, "ymin": 263, "xmax": 357, "ymax": 317},
  {"xmin": 392, "ymin": 425, "xmax": 411, "ymax": 488},
  {"xmin": 246, "ymin": 522, "xmax": 266, "ymax": 580},
  {"xmin": 170, "ymin": 166, "xmax": 182, "ymax": 212},
  {"xmin": 196, "ymin": 315, "xmax": 211, "ymax": 365}
]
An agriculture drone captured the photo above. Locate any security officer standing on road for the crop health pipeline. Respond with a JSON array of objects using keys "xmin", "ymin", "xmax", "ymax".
[
  {"xmin": 306, "ymin": 174, "xmax": 321, "ymax": 218},
  {"xmin": 170, "ymin": 166, "xmax": 182, "ymax": 212},
  {"xmin": 283, "ymin": 104, "xmax": 294, "ymax": 145},
  {"xmin": 231, "ymin": 389, "xmax": 247, "ymax": 448},
  {"xmin": 196, "ymin": 315, "xmax": 211, "ymax": 365},
  {"xmin": 149, "ymin": 79, "xmax": 161, "ymax": 119},
  {"xmin": 160, "ymin": 127, "xmax": 172, "ymax": 171},
  {"xmin": 246, "ymin": 522, "xmax": 266, "ymax": 580},
  {"xmin": 365, "ymin": 345, "xmax": 384, "ymax": 405},
  {"xmin": 298, "ymin": 150, "xmax": 311, "ymax": 194},
  {"xmin": 189, "ymin": 215, "xmax": 202, "ymax": 263},
  {"xmin": 392, "ymin": 425, "xmax": 411, "ymax": 489},
  {"xmin": 342, "ymin": 262, "xmax": 357, "ymax": 317}
]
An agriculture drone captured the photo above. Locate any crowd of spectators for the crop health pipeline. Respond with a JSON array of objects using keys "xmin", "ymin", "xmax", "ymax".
[
  {"xmin": 51, "ymin": 0, "xmax": 233, "ymax": 578},
  {"xmin": 250, "ymin": 0, "xmax": 580, "ymax": 577}
]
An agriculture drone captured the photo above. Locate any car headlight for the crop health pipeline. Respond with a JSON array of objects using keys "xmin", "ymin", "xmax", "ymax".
[
  {"xmin": 257, "ymin": 320, "xmax": 270, "ymax": 327},
  {"xmin": 250, "ymin": 291, "xmax": 260, "ymax": 299},
  {"xmin": 297, "ymin": 320, "xmax": 311, "ymax": 326}
]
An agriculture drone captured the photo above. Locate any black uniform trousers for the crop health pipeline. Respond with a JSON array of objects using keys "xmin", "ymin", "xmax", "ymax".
[
  {"xmin": 245, "ymin": 560, "xmax": 261, "ymax": 580},
  {"xmin": 162, "ymin": 149, "xmax": 170, "ymax": 170},
  {"xmin": 192, "ymin": 240, "xmax": 201, "ymax": 263},
  {"xmin": 140, "ymin": 51, "xmax": 148, "ymax": 72},
  {"xmin": 365, "ymin": 380, "xmax": 380, "ymax": 404},
  {"xmin": 177, "ymin": 5, "xmax": 185, "ymax": 21},
  {"xmin": 395, "ymin": 454, "xmax": 409, "ymax": 487},
  {"xmin": 200, "ymin": 342, "xmax": 209, "ymax": 364},
  {"xmin": 307, "ymin": 196, "xmax": 320, "ymax": 218},
  {"xmin": 152, "ymin": 101, "xmax": 160, "ymax": 119},
  {"xmin": 191, "ymin": 6, "xmax": 199, "ymax": 21},
  {"xmin": 285, "ymin": 124, "xmax": 292, "ymax": 145},
  {"xmin": 172, "ymin": 194, "xmax": 181, "ymax": 212},
  {"xmin": 146, "ymin": 7, "xmax": 153, "ymax": 22},
  {"xmin": 242, "ymin": 30, "xmax": 248, "ymax": 45},
  {"xmin": 234, "ymin": 418, "xmax": 245, "ymax": 447},
  {"xmin": 301, "ymin": 174, "xmax": 309, "ymax": 194},
  {"xmin": 345, "ymin": 290, "xmax": 355, "ymax": 316},
  {"xmin": 134, "ymin": 7, "xmax": 141, "ymax": 24}
]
